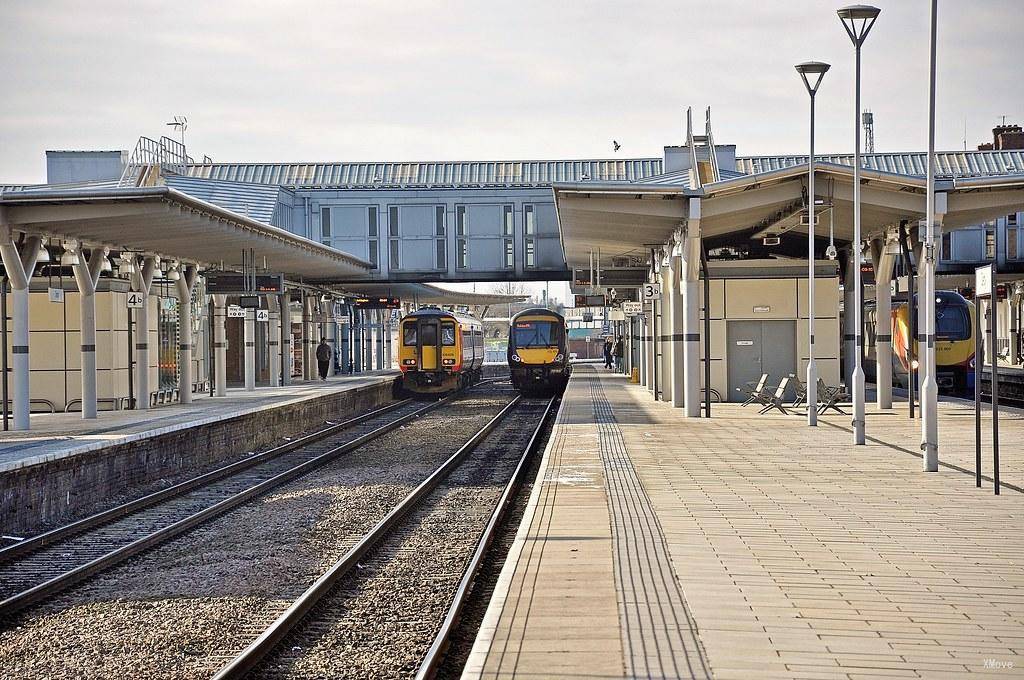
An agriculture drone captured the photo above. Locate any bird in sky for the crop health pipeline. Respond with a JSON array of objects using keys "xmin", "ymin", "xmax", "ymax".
[{"xmin": 612, "ymin": 140, "xmax": 621, "ymax": 152}]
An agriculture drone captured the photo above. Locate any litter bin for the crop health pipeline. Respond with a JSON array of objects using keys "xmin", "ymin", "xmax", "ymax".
[{"xmin": 630, "ymin": 368, "xmax": 640, "ymax": 384}]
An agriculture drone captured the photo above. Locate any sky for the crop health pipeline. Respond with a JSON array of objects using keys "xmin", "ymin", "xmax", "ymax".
[{"xmin": 2, "ymin": 0, "xmax": 1022, "ymax": 302}]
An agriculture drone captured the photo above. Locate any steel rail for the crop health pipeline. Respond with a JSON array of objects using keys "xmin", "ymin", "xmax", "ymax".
[
  {"xmin": 212, "ymin": 395, "xmax": 525, "ymax": 680},
  {"xmin": 415, "ymin": 395, "xmax": 558, "ymax": 680},
  {"xmin": 0, "ymin": 394, "xmax": 464, "ymax": 619},
  {"xmin": 0, "ymin": 399, "xmax": 412, "ymax": 563}
]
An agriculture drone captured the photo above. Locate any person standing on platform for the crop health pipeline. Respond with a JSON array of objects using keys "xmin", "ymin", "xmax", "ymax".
[
  {"xmin": 603, "ymin": 337, "xmax": 613, "ymax": 369},
  {"xmin": 316, "ymin": 338, "xmax": 332, "ymax": 381},
  {"xmin": 613, "ymin": 337, "xmax": 624, "ymax": 373}
]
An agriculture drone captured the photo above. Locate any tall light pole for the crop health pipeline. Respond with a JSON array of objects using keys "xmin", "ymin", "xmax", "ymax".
[
  {"xmin": 796, "ymin": 60, "xmax": 830, "ymax": 427},
  {"xmin": 922, "ymin": 0, "xmax": 939, "ymax": 471},
  {"xmin": 838, "ymin": 4, "xmax": 881, "ymax": 445}
]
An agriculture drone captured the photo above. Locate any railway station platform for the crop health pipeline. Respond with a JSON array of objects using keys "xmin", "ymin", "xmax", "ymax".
[
  {"xmin": 464, "ymin": 365, "xmax": 1024, "ymax": 680},
  {"xmin": 0, "ymin": 372, "xmax": 399, "ymax": 535}
]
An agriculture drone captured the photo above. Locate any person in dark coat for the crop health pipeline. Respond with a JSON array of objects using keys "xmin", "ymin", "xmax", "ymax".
[
  {"xmin": 316, "ymin": 338, "xmax": 332, "ymax": 380},
  {"xmin": 603, "ymin": 338, "xmax": 613, "ymax": 369},
  {"xmin": 613, "ymin": 337, "xmax": 624, "ymax": 372}
]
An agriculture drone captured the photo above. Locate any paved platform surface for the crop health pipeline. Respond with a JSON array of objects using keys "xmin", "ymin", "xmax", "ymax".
[
  {"xmin": 0, "ymin": 372, "xmax": 397, "ymax": 472},
  {"xmin": 465, "ymin": 365, "xmax": 1024, "ymax": 679}
]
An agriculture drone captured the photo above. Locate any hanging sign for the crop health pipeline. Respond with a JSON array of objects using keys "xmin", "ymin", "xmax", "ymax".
[
  {"xmin": 622, "ymin": 301, "xmax": 642, "ymax": 316},
  {"xmin": 255, "ymin": 309, "xmax": 270, "ymax": 322},
  {"xmin": 227, "ymin": 305, "xmax": 246, "ymax": 318},
  {"xmin": 48, "ymin": 288, "xmax": 65, "ymax": 303},
  {"xmin": 126, "ymin": 291, "xmax": 145, "ymax": 308},
  {"xmin": 975, "ymin": 264, "xmax": 993, "ymax": 298},
  {"xmin": 642, "ymin": 283, "xmax": 662, "ymax": 300}
]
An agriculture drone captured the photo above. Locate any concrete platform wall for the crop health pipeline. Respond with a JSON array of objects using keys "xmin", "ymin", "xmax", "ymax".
[{"xmin": 0, "ymin": 380, "xmax": 395, "ymax": 535}]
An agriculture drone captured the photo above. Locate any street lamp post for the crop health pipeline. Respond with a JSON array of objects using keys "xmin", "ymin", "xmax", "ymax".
[
  {"xmin": 922, "ymin": 0, "xmax": 939, "ymax": 471},
  {"xmin": 839, "ymin": 4, "xmax": 881, "ymax": 446},
  {"xmin": 796, "ymin": 60, "xmax": 830, "ymax": 427}
]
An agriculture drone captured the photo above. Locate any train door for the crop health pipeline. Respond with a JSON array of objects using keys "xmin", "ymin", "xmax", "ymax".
[
  {"xmin": 727, "ymin": 320, "xmax": 796, "ymax": 401},
  {"xmin": 419, "ymin": 318, "xmax": 440, "ymax": 370}
]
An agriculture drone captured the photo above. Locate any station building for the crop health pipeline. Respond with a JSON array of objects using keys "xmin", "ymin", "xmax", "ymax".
[{"xmin": 2, "ymin": 118, "xmax": 1024, "ymax": 431}]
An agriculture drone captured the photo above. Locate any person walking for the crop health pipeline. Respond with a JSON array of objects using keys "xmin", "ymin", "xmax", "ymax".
[
  {"xmin": 603, "ymin": 337, "xmax": 613, "ymax": 369},
  {"xmin": 316, "ymin": 338, "xmax": 332, "ymax": 381},
  {"xmin": 613, "ymin": 337, "xmax": 624, "ymax": 373}
]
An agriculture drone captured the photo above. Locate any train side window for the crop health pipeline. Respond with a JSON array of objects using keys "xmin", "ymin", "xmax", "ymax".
[
  {"xmin": 441, "ymin": 323, "xmax": 456, "ymax": 346},
  {"xmin": 403, "ymin": 325, "xmax": 417, "ymax": 346}
]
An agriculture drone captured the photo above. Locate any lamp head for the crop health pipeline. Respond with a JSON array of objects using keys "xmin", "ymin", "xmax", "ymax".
[
  {"xmin": 838, "ymin": 5, "xmax": 880, "ymax": 46},
  {"xmin": 795, "ymin": 61, "xmax": 830, "ymax": 95}
]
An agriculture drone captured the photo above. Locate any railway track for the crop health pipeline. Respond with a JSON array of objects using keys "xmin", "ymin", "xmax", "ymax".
[
  {"xmin": 0, "ymin": 385, "xmax": 498, "ymax": 621},
  {"xmin": 212, "ymin": 394, "xmax": 557, "ymax": 679}
]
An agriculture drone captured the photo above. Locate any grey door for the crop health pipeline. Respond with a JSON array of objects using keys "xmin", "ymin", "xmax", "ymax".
[{"xmin": 727, "ymin": 320, "xmax": 797, "ymax": 402}]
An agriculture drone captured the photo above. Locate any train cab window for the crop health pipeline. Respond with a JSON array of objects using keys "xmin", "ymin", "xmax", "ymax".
[
  {"xmin": 403, "ymin": 325, "xmax": 417, "ymax": 346},
  {"xmin": 441, "ymin": 323, "xmax": 456, "ymax": 346},
  {"xmin": 935, "ymin": 305, "xmax": 970, "ymax": 341},
  {"xmin": 513, "ymin": 320, "xmax": 558, "ymax": 347}
]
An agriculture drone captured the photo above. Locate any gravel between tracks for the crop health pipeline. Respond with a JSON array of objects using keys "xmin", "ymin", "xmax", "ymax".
[
  {"xmin": 0, "ymin": 391, "xmax": 512, "ymax": 680},
  {"xmin": 253, "ymin": 401, "xmax": 544, "ymax": 679}
]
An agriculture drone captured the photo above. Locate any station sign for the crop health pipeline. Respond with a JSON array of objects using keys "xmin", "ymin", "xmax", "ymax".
[
  {"xmin": 227, "ymin": 305, "xmax": 246, "ymax": 318},
  {"xmin": 975, "ymin": 264, "xmax": 993, "ymax": 298},
  {"xmin": 353, "ymin": 296, "xmax": 401, "ymax": 309},
  {"xmin": 622, "ymin": 301, "xmax": 642, "ymax": 316},
  {"xmin": 859, "ymin": 263, "xmax": 875, "ymax": 286},
  {"xmin": 206, "ymin": 272, "xmax": 284, "ymax": 294},
  {"xmin": 125, "ymin": 291, "xmax": 145, "ymax": 308},
  {"xmin": 255, "ymin": 309, "xmax": 269, "ymax": 322},
  {"xmin": 642, "ymin": 283, "xmax": 662, "ymax": 300}
]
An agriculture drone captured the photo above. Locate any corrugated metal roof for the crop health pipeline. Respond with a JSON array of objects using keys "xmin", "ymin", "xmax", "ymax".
[
  {"xmin": 184, "ymin": 158, "xmax": 664, "ymax": 188},
  {"xmin": 164, "ymin": 175, "xmax": 285, "ymax": 224},
  {"xmin": 0, "ymin": 179, "xmax": 123, "ymax": 193},
  {"xmin": 736, "ymin": 150, "xmax": 1024, "ymax": 177},
  {"xmin": 628, "ymin": 167, "xmax": 747, "ymax": 187}
]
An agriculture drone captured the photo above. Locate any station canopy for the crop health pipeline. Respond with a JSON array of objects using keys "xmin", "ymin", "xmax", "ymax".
[
  {"xmin": 0, "ymin": 186, "xmax": 372, "ymax": 280},
  {"xmin": 554, "ymin": 162, "xmax": 1024, "ymax": 270}
]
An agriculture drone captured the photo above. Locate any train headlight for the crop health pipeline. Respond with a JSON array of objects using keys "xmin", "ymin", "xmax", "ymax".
[
  {"xmin": 402, "ymin": 359, "xmax": 417, "ymax": 366},
  {"xmin": 511, "ymin": 353, "xmax": 522, "ymax": 362},
  {"xmin": 442, "ymin": 358, "xmax": 455, "ymax": 366},
  {"xmin": 555, "ymin": 353, "xmax": 564, "ymax": 363}
]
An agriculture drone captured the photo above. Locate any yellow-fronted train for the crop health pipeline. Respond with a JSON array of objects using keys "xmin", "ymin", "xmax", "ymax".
[
  {"xmin": 508, "ymin": 307, "xmax": 571, "ymax": 394},
  {"xmin": 397, "ymin": 308, "xmax": 483, "ymax": 396}
]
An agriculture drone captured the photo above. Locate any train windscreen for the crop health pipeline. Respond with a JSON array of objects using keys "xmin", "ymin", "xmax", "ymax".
[
  {"xmin": 512, "ymin": 320, "xmax": 559, "ymax": 348},
  {"xmin": 936, "ymin": 305, "xmax": 970, "ymax": 341}
]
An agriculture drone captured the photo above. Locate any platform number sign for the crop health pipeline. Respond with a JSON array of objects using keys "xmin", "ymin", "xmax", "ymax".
[
  {"xmin": 642, "ymin": 283, "xmax": 661, "ymax": 300},
  {"xmin": 255, "ymin": 309, "xmax": 269, "ymax": 322},
  {"xmin": 126, "ymin": 292, "xmax": 145, "ymax": 309}
]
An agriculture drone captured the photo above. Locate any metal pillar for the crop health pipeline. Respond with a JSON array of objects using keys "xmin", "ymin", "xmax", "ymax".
[
  {"xmin": 302, "ymin": 294, "xmax": 316, "ymax": 381},
  {"xmin": 843, "ymin": 249, "xmax": 857, "ymax": 389},
  {"xmin": 212, "ymin": 295, "xmax": 228, "ymax": 396},
  {"xmin": 268, "ymin": 295, "xmax": 281, "ymax": 387},
  {"xmin": 0, "ymin": 227, "xmax": 41, "ymax": 430},
  {"xmin": 659, "ymin": 260, "xmax": 672, "ymax": 402},
  {"xmin": 376, "ymin": 309, "xmax": 385, "ymax": 370},
  {"xmin": 669, "ymin": 252, "xmax": 684, "ymax": 408},
  {"xmin": 244, "ymin": 308, "xmax": 256, "ymax": 391},
  {"xmin": 354, "ymin": 310, "xmax": 363, "ymax": 372},
  {"xmin": 279, "ymin": 292, "xmax": 292, "ymax": 385},
  {"xmin": 174, "ymin": 265, "xmax": 198, "ymax": 404},
  {"xmin": 130, "ymin": 257, "xmax": 157, "ymax": 408},
  {"xmin": 364, "ymin": 310, "xmax": 374, "ymax": 371},
  {"xmin": 682, "ymin": 200, "xmax": 702, "ymax": 417},
  {"xmin": 71, "ymin": 246, "xmax": 107, "ymax": 420},
  {"xmin": 871, "ymin": 237, "xmax": 896, "ymax": 409},
  {"xmin": 644, "ymin": 307, "xmax": 655, "ymax": 392}
]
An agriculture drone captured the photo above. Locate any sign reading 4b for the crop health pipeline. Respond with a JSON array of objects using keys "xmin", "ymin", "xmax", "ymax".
[
  {"xmin": 642, "ymin": 283, "xmax": 662, "ymax": 300},
  {"xmin": 126, "ymin": 292, "xmax": 146, "ymax": 308}
]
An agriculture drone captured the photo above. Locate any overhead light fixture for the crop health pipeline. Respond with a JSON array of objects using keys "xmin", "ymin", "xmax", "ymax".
[
  {"xmin": 117, "ymin": 256, "xmax": 137, "ymax": 275},
  {"xmin": 36, "ymin": 243, "xmax": 52, "ymax": 264},
  {"xmin": 166, "ymin": 267, "xmax": 181, "ymax": 281},
  {"xmin": 60, "ymin": 248, "xmax": 80, "ymax": 266}
]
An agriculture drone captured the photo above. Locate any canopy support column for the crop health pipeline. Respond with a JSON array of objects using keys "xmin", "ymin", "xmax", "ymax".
[
  {"xmin": 279, "ymin": 293, "xmax": 292, "ymax": 385},
  {"xmin": 870, "ymin": 236, "xmax": 897, "ymax": 409},
  {"xmin": 268, "ymin": 295, "xmax": 281, "ymax": 387},
  {"xmin": 130, "ymin": 256, "xmax": 157, "ymax": 408},
  {"xmin": 376, "ymin": 310, "xmax": 385, "ymax": 370},
  {"xmin": 669, "ymin": 250, "xmax": 684, "ymax": 408},
  {"xmin": 683, "ymin": 198, "xmax": 703, "ymax": 418},
  {"xmin": 0, "ymin": 224, "xmax": 41, "ymax": 431},
  {"xmin": 659, "ymin": 259, "xmax": 672, "ymax": 402},
  {"xmin": 244, "ymin": 307, "xmax": 256, "ymax": 391},
  {"xmin": 644, "ymin": 301, "xmax": 654, "ymax": 392},
  {"xmin": 212, "ymin": 294, "xmax": 227, "ymax": 396},
  {"xmin": 174, "ymin": 265, "xmax": 198, "ymax": 404},
  {"xmin": 71, "ymin": 246, "xmax": 107, "ymax": 420},
  {"xmin": 303, "ymin": 294, "xmax": 316, "ymax": 381},
  {"xmin": 843, "ymin": 249, "xmax": 857, "ymax": 390}
]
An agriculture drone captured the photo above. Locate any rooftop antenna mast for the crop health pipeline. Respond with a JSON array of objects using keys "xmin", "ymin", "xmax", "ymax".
[
  {"xmin": 862, "ymin": 109, "xmax": 875, "ymax": 153},
  {"xmin": 165, "ymin": 115, "xmax": 188, "ymax": 148}
]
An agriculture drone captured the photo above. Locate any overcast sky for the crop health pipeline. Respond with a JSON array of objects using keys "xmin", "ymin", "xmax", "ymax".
[{"xmin": 2, "ymin": 0, "xmax": 1022, "ymax": 186}]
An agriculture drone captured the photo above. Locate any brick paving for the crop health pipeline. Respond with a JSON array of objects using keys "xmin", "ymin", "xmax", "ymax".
[{"xmin": 464, "ymin": 366, "xmax": 1024, "ymax": 679}]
